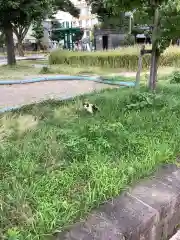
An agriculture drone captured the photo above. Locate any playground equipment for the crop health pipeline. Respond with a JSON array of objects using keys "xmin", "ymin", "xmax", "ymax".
[{"xmin": 51, "ymin": 21, "xmax": 84, "ymax": 50}]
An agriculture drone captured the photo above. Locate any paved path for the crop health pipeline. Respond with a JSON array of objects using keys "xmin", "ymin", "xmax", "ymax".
[{"xmin": 0, "ymin": 80, "xmax": 117, "ymax": 108}]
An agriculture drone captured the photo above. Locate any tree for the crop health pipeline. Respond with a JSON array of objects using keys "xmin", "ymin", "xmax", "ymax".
[
  {"xmin": 89, "ymin": 0, "xmax": 129, "ymax": 32},
  {"xmin": 0, "ymin": 0, "xmax": 52, "ymax": 65},
  {"xmin": 12, "ymin": 23, "xmax": 31, "ymax": 57},
  {"xmin": 72, "ymin": 29, "xmax": 84, "ymax": 42},
  {"xmin": 0, "ymin": 0, "xmax": 80, "ymax": 65},
  {"xmin": 31, "ymin": 21, "xmax": 44, "ymax": 50},
  {"xmin": 101, "ymin": 0, "xmax": 180, "ymax": 90},
  {"xmin": 12, "ymin": 0, "xmax": 80, "ymax": 56},
  {"xmin": 50, "ymin": 20, "xmax": 64, "ymax": 42}
]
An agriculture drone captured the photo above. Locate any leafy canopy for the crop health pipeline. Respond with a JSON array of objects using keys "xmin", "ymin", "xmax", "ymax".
[
  {"xmin": 88, "ymin": 0, "xmax": 129, "ymax": 31},
  {"xmin": 31, "ymin": 21, "xmax": 44, "ymax": 41},
  {"xmin": 102, "ymin": 0, "xmax": 180, "ymax": 53},
  {"xmin": 50, "ymin": 20, "xmax": 64, "ymax": 42},
  {"xmin": 0, "ymin": 0, "xmax": 79, "ymax": 28}
]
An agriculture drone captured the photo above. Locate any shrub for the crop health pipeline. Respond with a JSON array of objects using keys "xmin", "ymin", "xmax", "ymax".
[
  {"xmin": 124, "ymin": 92, "xmax": 166, "ymax": 110},
  {"xmin": 124, "ymin": 92, "xmax": 155, "ymax": 110},
  {"xmin": 49, "ymin": 46, "xmax": 180, "ymax": 71},
  {"xmin": 170, "ymin": 71, "xmax": 180, "ymax": 84},
  {"xmin": 39, "ymin": 66, "xmax": 52, "ymax": 74},
  {"xmin": 121, "ymin": 34, "xmax": 135, "ymax": 46}
]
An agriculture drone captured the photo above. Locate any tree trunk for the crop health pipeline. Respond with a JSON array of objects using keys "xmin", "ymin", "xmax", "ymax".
[
  {"xmin": 4, "ymin": 23, "xmax": 16, "ymax": 65},
  {"xmin": 149, "ymin": 5, "xmax": 160, "ymax": 90},
  {"xmin": 149, "ymin": 49, "xmax": 159, "ymax": 90},
  {"xmin": 37, "ymin": 41, "xmax": 41, "ymax": 52},
  {"xmin": 135, "ymin": 51, "xmax": 143, "ymax": 88},
  {"xmin": 17, "ymin": 39, "xmax": 24, "ymax": 57}
]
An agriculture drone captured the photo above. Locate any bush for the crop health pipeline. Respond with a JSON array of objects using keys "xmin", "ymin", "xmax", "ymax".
[
  {"xmin": 121, "ymin": 34, "xmax": 135, "ymax": 46},
  {"xmin": 49, "ymin": 46, "xmax": 180, "ymax": 71},
  {"xmin": 123, "ymin": 92, "xmax": 166, "ymax": 110},
  {"xmin": 170, "ymin": 70, "xmax": 180, "ymax": 84},
  {"xmin": 39, "ymin": 66, "xmax": 52, "ymax": 74}
]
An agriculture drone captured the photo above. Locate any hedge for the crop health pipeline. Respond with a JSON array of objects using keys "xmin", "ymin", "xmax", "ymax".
[{"xmin": 49, "ymin": 46, "xmax": 180, "ymax": 71}]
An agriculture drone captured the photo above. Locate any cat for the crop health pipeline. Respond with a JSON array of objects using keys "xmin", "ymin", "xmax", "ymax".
[{"xmin": 83, "ymin": 101, "xmax": 99, "ymax": 114}]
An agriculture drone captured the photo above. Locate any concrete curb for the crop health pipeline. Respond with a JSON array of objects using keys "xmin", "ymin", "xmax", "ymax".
[{"xmin": 56, "ymin": 164, "xmax": 180, "ymax": 240}]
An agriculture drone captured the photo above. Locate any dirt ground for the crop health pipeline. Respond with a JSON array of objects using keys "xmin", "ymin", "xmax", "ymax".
[{"xmin": 0, "ymin": 80, "xmax": 117, "ymax": 108}]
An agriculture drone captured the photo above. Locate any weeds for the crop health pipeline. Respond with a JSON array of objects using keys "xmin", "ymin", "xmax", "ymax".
[
  {"xmin": 1, "ymin": 86, "xmax": 180, "ymax": 239},
  {"xmin": 170, "ymin": 70, "xmax": 180, "ymax": 83},
  {"xmin": 39, "ymin": 66, "xmax": 52, "ymax": 74}
]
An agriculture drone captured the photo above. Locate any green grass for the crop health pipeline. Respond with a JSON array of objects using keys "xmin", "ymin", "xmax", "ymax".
[
  {"xmin": 1, "ymin": 85, "xmax": 180, "ymax": 240},
  {"xmin": 49, "ymin": 46, "xmax": 180, "ymax": 70},
  {"xmin": 0, "ymin": 64, "xmax": 40, "ymax": 80},
  {"xmin": 0, "ymin": 59, "xmax": 177, "ymax": 82}
]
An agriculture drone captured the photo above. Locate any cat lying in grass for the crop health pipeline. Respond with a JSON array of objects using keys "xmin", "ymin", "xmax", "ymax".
[{"xmin": 83, "ymin": 101, "xmax": 99, "ymax": 114}]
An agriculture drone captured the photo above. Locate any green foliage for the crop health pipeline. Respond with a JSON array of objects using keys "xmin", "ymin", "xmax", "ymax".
[
  {"xmin": 124, "ymin": 92, "xmax": 162, "ymax": 110},
  {"xmin": 49, "ymin": 47, "xmax": 180, "ymax": 70},
  {"xmin": 54, "ymin": 0, "xmax": 80, "ymax": 18},
  {"xmin": 0, "ymin": 0, "xmax": 79, "ymax": 27},
  {"xmin": 0, "ymin": 0, "xmax": 53, "ymax": 28},
  {"xmin": 50, "ymin": 20, "xmax": 64, "ymax": 42},
  {"xmin": 102, "ymin": 0, "xmax": 180, "ymax": 54},
  {"xmin": 31, "ymin": 21, "xmax": 44, "ymax": 41},
  {"xmin": 39, "ymin": 66, "xmax": 52, "ymax": 74},
  {"xmin": 170, "ymin": 71, "xmax": 180, "ymax": 84},
  {"xmin": 1, "ymin": 86, "xmax": 180, "ymax": 238},
  {"xmin": 6, "ymin": 228, "xmax": 20, "ymax": 240},
  {"xmin": 0, "ymin": 0, "xmax": 80, "ymax": 64},
  {"xmin": 72, "ymin": 29, "xmax": 84, "ymax": 42},
  {"xmin": 131, "ymin": 26, "xmax": 145, "ymax": 37},
  {"xmin": 122, "ymin": 34, "xmax": 135, "ymax": 46},
  {"xmin": 88, "ymin": 0, "xmax": 129, "ymax": 32}
]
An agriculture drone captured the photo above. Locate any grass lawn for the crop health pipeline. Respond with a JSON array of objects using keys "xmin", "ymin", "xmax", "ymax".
[
  {"xmin": 1, "ymin": 84, "xmax": 180, "ymax": 240},
  {"xmin": 0, "ymin": 60, "xmax": 177, "ymax": 82},
  {"xmin": 0, "ymin": 64, "xmax": 41, "ymax": 80}
]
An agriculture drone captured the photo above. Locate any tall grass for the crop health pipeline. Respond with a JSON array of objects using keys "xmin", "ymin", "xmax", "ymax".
[
  {"xmin": 49, "ymin": 45, "xmax": 180, "ymax": 70},
  {"xmin": 1, "ymin": 85, "xmax": 180, "ymax": 239}
]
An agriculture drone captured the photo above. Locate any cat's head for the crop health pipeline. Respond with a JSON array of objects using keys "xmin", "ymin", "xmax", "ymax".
[{"xmin": 83, "ymin": 102, "xmax": 89, "ymax": 108}]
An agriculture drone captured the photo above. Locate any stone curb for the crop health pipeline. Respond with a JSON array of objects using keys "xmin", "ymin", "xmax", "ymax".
[{"xmin": 55, "ymin": 164, "xmax": 180, "ymax": 240}]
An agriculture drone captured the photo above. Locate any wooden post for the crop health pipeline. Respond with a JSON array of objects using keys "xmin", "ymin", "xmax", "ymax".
[
  {"xmin": 135, "ymin": 46, "xmax": 144, "ymax": 88},
  {"xmin": 135, "ymin": 45, "xmax": 152, "ymax": 88},
  {"xmin": 149, "ymin": 6, "xmax": 160, "ymax": 90}
]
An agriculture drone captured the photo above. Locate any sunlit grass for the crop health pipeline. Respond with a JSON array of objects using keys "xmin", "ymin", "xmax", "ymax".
[
  {"xmin": 0, "ymin": 59, "xmax": 177, "ymax": 83},
  {"xmin": 0, "ymin": 64, "xmax": 40, "ymax": 80}
]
